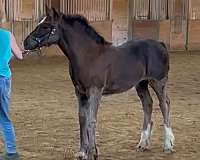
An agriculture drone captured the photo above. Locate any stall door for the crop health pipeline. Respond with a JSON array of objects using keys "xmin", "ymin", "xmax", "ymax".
[{"xmin": 170, "ymin": 0, "xmax": 188, "ymax": 50}]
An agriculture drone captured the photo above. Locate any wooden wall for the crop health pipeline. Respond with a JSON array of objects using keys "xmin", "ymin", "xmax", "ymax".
[
  {"xmin": 91, "ymin": 20, "xmax": 112, "ymax": 42},
  {"xmin": 132, "ymin": 20, "xmax": 159, "ymax": 40},
  {"xmin": 21, "ymin": 0, "xmax": 34, "ymax": 19},
  {"xmin": 159, "ymin": 20, "xmax": 170, "ymax": 48},
  {"xmin": 112, "ymin": 0, "xmax": 129, "ymax": 46},
  {"xmin": 51, "ymin": 0, "xmax": 60, "ymax": 11},
  {"xmin": 188, "ymin": 20, "xmax": 200, "ymax": 50},
  {"xmin": 4, "ymin": 0, "xmax": 200, "ymax": 51},
  {"xmin": 0, "ymin": 0, "xmax": 6, "ymax": 22},
  {"xmin": 190, "ymin": 0, "xmax": 200, "ymax": 19},
  {"xmin": 187, "ymin": 1, "xmax": 200, "ymax": 50}
]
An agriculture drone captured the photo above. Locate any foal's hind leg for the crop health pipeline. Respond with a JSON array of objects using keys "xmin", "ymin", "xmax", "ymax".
[
  {"xmin": 136, "ymin": 80, "xmax": 153, "ymax": 151},
  {"xmin": 149, "ymin": 78, "xmax": 175, "ymax": 153}
]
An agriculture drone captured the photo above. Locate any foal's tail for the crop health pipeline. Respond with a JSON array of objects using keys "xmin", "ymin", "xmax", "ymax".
[
  {"xmin": 160, "ymin": 41, "xmax": 167, "ymax": 49},
  {"xmin": 160, "ymin": 41, "xmax": 169, "ymax": 58},
  {"xmin": 159, "ymin": 41, "xmax": 169, "ymax": 74}
]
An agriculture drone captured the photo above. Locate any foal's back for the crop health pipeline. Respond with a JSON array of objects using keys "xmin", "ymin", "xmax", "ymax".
[
  {"xmin": 102, "ymin": 39, "xmax": 169, "ymax": 94},
  {"xmin": 116, "ymin": 38, "xmax": 169, "ymax": 80}
]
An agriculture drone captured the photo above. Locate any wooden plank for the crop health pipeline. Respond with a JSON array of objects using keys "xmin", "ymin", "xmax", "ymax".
[
  {"xmin": 90, "ymin": 20, "xmax": 112, "ymax": 41},
  {"xmin": 188, "ymin": 20, "xmax": 200, "ymax": 50},
  {"xmin": 132, "ymin": 20, "xmax": 159, "ymax": 40},
  {"xmin": 0, "ymin": 0, "xmax": 7, "ymax": 23},
  {"xmin": 159, "ymin": 20, "xmax": 170, "ymax": 48}
]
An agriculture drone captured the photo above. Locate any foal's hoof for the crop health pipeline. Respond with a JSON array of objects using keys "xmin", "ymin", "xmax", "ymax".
[
  {"xmin": 136, "ymin": 122, "xmax": 153, "ymax": 152},
  {"xmin": 163, "ymin": 129, "xmax": 175, "ymax": 154},
  {"xmin": 75, "ymin": 151, "xmax": 98, "ymax": 160},
  {"xmin": 88, "ymin": 153, "xmax": 98, "ymax": 160},
  {"xmin": 75, "ymin": 151, "xmax": 88, "ymax": 160},
  {"xmin": 136, "ymin": 138, "xmax": 150, "ymax": 152},
  {"xmin": 136, "ymin": 143, "xmax": 149, "ymax": 152},
  {"xmin": 163, "ymin": 139, "xmax": 175, "ymax": 154},
  {"xmin": 163, "ymin": 148, "xmax": 176, "ymax": 154},
  {"xmin": 136, "ymin": 135, "xmax": 150, "ymax": 152}
]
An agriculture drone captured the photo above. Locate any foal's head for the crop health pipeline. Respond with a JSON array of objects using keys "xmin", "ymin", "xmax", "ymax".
[
  {"xmin": 24, "ymin": 6, "xmax": 61, "ymax": 50},
  {"xmin": 24, "ymin": 6, "xmax": 111, "ymax": 51}
]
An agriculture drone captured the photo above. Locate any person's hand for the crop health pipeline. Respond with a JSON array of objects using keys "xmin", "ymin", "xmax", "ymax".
[
  {"xmin": 22, "ymin": 50, "xmax": 29, "ymax": 55},
  {"xmin": 22, "ymin": 50, "xmax": 30, "ymax": 58}
]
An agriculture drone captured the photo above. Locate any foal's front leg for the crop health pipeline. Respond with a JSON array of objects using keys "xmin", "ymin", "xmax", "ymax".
[
  {"xmin": 76, "ymin": 91, "xmax": 89, "ymax": 160},
  {"xmin": 87, "ymin": 87, "xmax": 102, "ymax": 160},
  {"xmin": 76, "ymin": 87, "xmax": 102, "ymax": 160}
]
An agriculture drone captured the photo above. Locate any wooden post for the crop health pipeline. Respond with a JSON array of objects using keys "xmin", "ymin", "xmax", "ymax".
[
  {"xmin": 110, "ymin": 0, "xmax": 113, "ymax": 20},
  {"xmin": 185, "ymin": 0, "xmax": 190, "ymax": 50},
  {"xmin": 166, "ymin": 0, "xmax": 169, "ymax": 19},
  {"xmin": 0, "ymin": 0, "xmax": 7, "ymax": 23},
  {"xmin": 148, "ymin": 0, "xmax": 151, "ymax": 19},
  {"xmin": 128, "ymin": 0, "xmax": 133, "ymax": 40}
]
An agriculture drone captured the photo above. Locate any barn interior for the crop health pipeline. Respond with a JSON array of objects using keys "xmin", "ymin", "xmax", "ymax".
[{"xmin": 0, "ymin": 1, "xmax": 200, "ymax": 160}]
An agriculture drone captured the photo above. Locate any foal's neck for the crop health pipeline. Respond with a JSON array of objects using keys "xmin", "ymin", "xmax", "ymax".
[{"xmin": 58, "ymin": 23, "xmax": 104, "ymax": 67}]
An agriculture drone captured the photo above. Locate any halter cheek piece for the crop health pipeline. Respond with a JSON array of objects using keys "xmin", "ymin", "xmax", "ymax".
[
  {"xmin": 23, "ymin": 26, "xmax": 56, "ymax": 56},
  {"xmin": 33, "ymin": 26, "xmax": 57, "ymax": 48}
]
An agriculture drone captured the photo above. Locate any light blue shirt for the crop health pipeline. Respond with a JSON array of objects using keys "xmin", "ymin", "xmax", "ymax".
[{"xmin": 0, "ymin": 28, "xmax": 12, "ymax": 78}]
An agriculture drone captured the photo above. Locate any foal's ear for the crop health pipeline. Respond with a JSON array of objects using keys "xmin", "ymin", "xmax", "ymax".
[
  {"xmin": 45, "ymin": 5, "xmax": 52, "ymax": 16},
  {"xmin": 52, "ymin": 8, "xmax": 60, "ymax": 20}
]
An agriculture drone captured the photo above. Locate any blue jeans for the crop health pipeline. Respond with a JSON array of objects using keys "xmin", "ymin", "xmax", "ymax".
[{"xmin": 0, "ymin": 76, "xmax": 17, "ymax": 154}]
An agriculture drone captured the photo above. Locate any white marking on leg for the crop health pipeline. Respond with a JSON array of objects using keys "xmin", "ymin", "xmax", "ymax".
[
  {"xmin": 137, "ymin": 123, "xmax": 152, "ymax": 151},
  {"xmin": 75, "ymin": 151, "xmax": 88, "ymax": 160},
  {"xmin": 163, "ymin": 124, "xmax": 175, "ymax": 152}
]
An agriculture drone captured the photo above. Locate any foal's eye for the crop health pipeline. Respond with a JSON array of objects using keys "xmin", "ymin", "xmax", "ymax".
[{"xmin": 43, "ymin": 26, "xmax": 49, "ymax": 29}]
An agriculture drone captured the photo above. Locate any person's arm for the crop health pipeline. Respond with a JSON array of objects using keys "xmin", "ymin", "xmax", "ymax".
[{"xmin": 11, "ymin": 33, "xmax": 23, "ymax": 60}]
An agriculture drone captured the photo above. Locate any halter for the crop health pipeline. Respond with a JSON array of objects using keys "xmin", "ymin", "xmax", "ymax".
[
  {"xmin": 24, "ymin": 24, "xmax": 56, "ymax": 56},
  {"xmin": 32, "ymin": 24, "xmax": 57, "ymax": 48},
  {"xmin": 33, "ymin": 14, "xmax": 63, "ymax": 48},
  {"xmin": 25, "ymin": 14, "xmax": 63, "ymax": 56}
]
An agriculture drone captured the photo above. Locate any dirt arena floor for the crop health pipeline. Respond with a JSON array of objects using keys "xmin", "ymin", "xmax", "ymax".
[{"xmin": 0, "ymin": 50, "xmax": 200, "ymax": 160}]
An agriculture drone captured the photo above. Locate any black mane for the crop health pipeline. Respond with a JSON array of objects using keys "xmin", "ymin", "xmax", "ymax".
[{"xmin": 62, "ymin": 14, "xmax": 111, "ymax": 45}]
